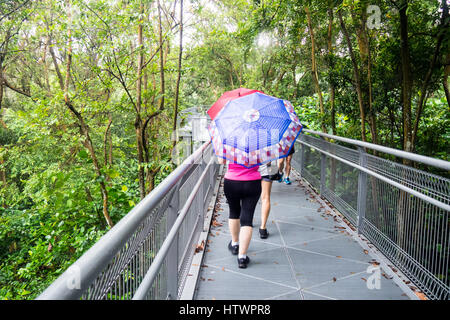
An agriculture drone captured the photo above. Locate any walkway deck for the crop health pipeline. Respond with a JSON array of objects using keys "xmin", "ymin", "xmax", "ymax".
[{"xmin": 194, "ymin": 172, "xmax": 415, "ymax": 300}]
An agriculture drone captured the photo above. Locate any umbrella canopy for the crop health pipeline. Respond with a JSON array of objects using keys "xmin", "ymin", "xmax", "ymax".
[
  {"xmin": 208, "ymin": 92, "xmax": 302, "ymax": 168},
  {"xmin": 207, "ymin": 88, "xmax": 264, "ymax": 120}
]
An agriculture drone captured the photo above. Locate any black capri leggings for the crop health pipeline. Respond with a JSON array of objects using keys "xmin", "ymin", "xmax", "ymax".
[{"xmin": 224, "ymin": 178, "xmax": 262, "ymax": 227}]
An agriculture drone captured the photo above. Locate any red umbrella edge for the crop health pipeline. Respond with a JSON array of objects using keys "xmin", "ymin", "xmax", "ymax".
[{"xmin": 207, "ymin": 88, "xmax": 264, "ymax": 120}]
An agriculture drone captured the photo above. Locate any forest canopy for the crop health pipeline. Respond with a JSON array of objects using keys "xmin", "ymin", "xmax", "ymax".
[{"xmin": 0, "ymin": 0, "xmax": 448, "ymax": 299}]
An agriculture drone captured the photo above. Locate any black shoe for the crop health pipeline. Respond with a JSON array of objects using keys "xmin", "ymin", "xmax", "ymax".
[
  {"xmin": 228, "ymin": 241, "xmax": 239, "ymax": 255},
  {"xmin": 259, "ymin": 228, "xmax": 269, "ymax": 239},
  {"xmin": 238, "ymin": 256, "xmax": 250, "ymax": 268}
]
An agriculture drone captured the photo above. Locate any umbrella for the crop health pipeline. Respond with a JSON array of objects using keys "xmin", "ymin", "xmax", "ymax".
[
  {"xmin": 208, "ymin": 92, "xmax": 302, "ymax": 168},
  {"xmin": 207, "ymin": 88, "xmax": 264, "ymax": 120}
]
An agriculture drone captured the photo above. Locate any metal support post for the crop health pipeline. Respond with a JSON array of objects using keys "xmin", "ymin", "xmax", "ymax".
[
  {"xmin": 166, "ymin": 182, "xmax": 180, "ymax": 299},
  {"xmin": 357, "ymin": 147, "xmax": 368, "ymax": 234},
  {"xmin": 320, "ymin": 153, "xmax": 326, "ymax": 195}
]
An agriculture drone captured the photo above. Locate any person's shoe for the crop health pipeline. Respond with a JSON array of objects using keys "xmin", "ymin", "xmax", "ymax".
[
  {"xmin": 284, "ymin": 178, "xmax": 291, "ymax": 185},
  {"xmin": 238, "ymin": 256, "xmax": 250, "ymax": 268},
  {"xmin": 259, "ymin": 228, "xmax": 269, "ymax": 239},
  {"xmin": 278, "ymin": 172, "xmax": 284, "ymax": 183},
  {"xmin": 228, "ymin": 241, "xmax": 239, "ymax": 255}
]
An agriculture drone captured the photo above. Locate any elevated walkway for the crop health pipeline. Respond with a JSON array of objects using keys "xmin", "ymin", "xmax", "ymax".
[
  {"xmin": 37, "ymin": 130, "xmax": 449, "ymax": 301},
  {"xmin": 193, "ymin": 172, "xmax": 415, "ymax": 300}
]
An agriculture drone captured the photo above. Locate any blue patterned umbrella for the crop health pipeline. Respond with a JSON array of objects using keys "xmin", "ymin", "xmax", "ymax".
[{"xmin": 208, "ymin": 92, "xmax": 302, "ymax": 168}]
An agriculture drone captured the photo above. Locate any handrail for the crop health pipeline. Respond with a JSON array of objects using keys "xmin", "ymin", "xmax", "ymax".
[
  {"xmin": 37, "ymin": 141, "xmax": 211, "ymax": 300},
  {"xmin": 303, "ymin": 129, "xmax": 450, "ymax": 171},
  {"xmin": 132, "ymin": 156, "xmax": 214, "ymax": 299},
  {"xmin": 300, "ymin": 139, "xmax": 450, "ymax": 212}
]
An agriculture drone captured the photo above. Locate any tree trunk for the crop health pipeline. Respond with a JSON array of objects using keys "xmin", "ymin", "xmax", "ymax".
[
  {"xmin": 327, "ymin": 5, "xmax": 337, "ymax": 193},
  {"xmin": 60, "ymin": 1, "xmax": 113, "ymax": 228},
  {"xmin": 327, "ymin": 6, "xmax": 336, "ymax": 136},
  {"xmin": 399, "ymin": 1, "xmax": 413, "ymax": 154},
  {"xmin": 338, "ymin": 9, "xmax": 367, "ymax": 142},
  {"xmin": 444, "ymin": 52, "xmax": 450, "ymax": 108},
  {"xmin": 305, "ymin": 6, "xmax": 326, "ymax": 134},
  {"xmin": 157, "ymin": 0, "xmax": 165, "ymax": 114},
  {"xmin": 103, "ymin": 113, "xmax": 113, "ymax": 172},
  {"xmin": 136, "ymin": 0, "xmax": 146, "ymax": 200},
  {"xmin": 411, "ymin": 0, "xmax": 448, "ymax": 149},
  {"xmin": 172, "ymin": 0, "xmax": 183, "ymax": 150}
]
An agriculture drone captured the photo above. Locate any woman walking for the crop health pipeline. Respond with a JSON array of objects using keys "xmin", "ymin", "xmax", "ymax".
[{"xmin": 223, "ymin": 162, "xmax": 262, "ymax": 268}]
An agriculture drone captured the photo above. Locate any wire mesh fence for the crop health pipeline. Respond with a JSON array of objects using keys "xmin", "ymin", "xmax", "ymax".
[
  {"xmin": 37, "ymin": 142, "xmax": 220, "ymax": 300},
  {"xmin": 292, "ymin": 132, "xmax": 449, "ymax": 300}
]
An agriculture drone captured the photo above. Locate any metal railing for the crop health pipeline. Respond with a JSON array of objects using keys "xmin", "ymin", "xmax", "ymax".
[
  {"xmin": 292, "ymin": 129, "xmax": 450, "ymax": 300},
  {"xmin": 37, "ymin": 141, "xmax": 220, "ymax": 300}
]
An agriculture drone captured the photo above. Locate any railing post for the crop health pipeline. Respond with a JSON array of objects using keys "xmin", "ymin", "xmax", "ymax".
[
  {"xmin": 166, "ymin": 182, "xmax": 180, "ymax": 299},
  {"xmin": 320, "ymin": 153, "xmax": 326, "ymax": 195},
  {"xmin": 357, "ymin": 147, "xmax": 367, "ymax": 235},
  {"xmin": 300, "ymin": 140, "xmax": 306, "ymax": 177},
  {"xmin": 300, "ymin": 140, "xmax": 306, "ymax": 178}
]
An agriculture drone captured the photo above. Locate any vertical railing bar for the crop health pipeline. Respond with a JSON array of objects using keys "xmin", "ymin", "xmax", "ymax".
[
  {"xmin": 166, "ymin": 179, "xmax": 180, "ymax": 300},
  {"xmin": 405, "ymin": 195, "xmax": 414, "ymax": 264},
  {"xmin": 429, "ymin": 202, "xmax": 435, "ymax": 278},
  {"xmin": 357, "ymin": 147, "xmax": 367, "ymax": 235}
]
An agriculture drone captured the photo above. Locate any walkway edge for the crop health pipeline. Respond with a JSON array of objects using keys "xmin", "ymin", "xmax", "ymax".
[
  {"xmin": 291, "ymin": 169, "xmax": 420, "ymax": 300},
  {"xmin": 179, "ymin": 165, "xmax": 224, "ymax": 300}
]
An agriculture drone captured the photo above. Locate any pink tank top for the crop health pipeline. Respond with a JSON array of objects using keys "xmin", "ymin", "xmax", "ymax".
[{"xmin": 224, "ymin": 163, "xmax": 261, "ymax": 181}]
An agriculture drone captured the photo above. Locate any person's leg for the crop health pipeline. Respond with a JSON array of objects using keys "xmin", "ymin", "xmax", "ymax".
[
  {"xmin": 238, "ymin": 180, "xmax": 261, "ymax": 259},
  {"xmin": 286, "ymin": 154, "xmax": 292, "ymax": 177},
  {"xmin": 260, "ymin": 179, "xmax": 272, "ymax": 237},
  {"xmin": 238, "ymin": 226, "xmax": 253, "ymax": 256},
  {"xmin": 277, "ymin": 158, "xmax": 285, "ymax": 182},
  {"xmin": 229, "ymin": 219, "xmax": 240, "ymax": 243},
  {"xmin": 284, "ymin": 154, "xmax": 293, "ymax": 184},
  {"xmin": 223, "ymin": 179, "xmax": 241, "ymax": 250}
]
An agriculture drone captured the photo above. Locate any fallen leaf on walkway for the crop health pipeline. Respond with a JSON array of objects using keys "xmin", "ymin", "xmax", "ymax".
[
  {"xmin": 361, "ymin": 278, "xmax": 367, "ymax": 282},
  {"xmin": 336, "ymin": 256, "xmax": 342, "ymax": 258},
  {"xmin": 363, "ymin": 250, "xmax": 368, "ymax": 254},
  {"xmin": 195, "ymin": 240, "xmax": 205, "ymax": 253},
  {"xmin": 414, "ymin": 291, "xmax": 428, "ymax": 300},
  {"xmin": 207, "ymin": 278, "xmax": 214, "ymax": 281},
  {"xmin": 382, "ymin": 273, "xmax": 393, "ymax": 280},
  {"xmin": 221, "ymin": 267, "xmax": 225, "ymax": 271},
  {"xmin": 212, "ymin": 220, "xmax": 223, "ymax": 227},
  {"xmin": 332, "ymin": 277, "xmax": 337, "ymax": 282}
]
